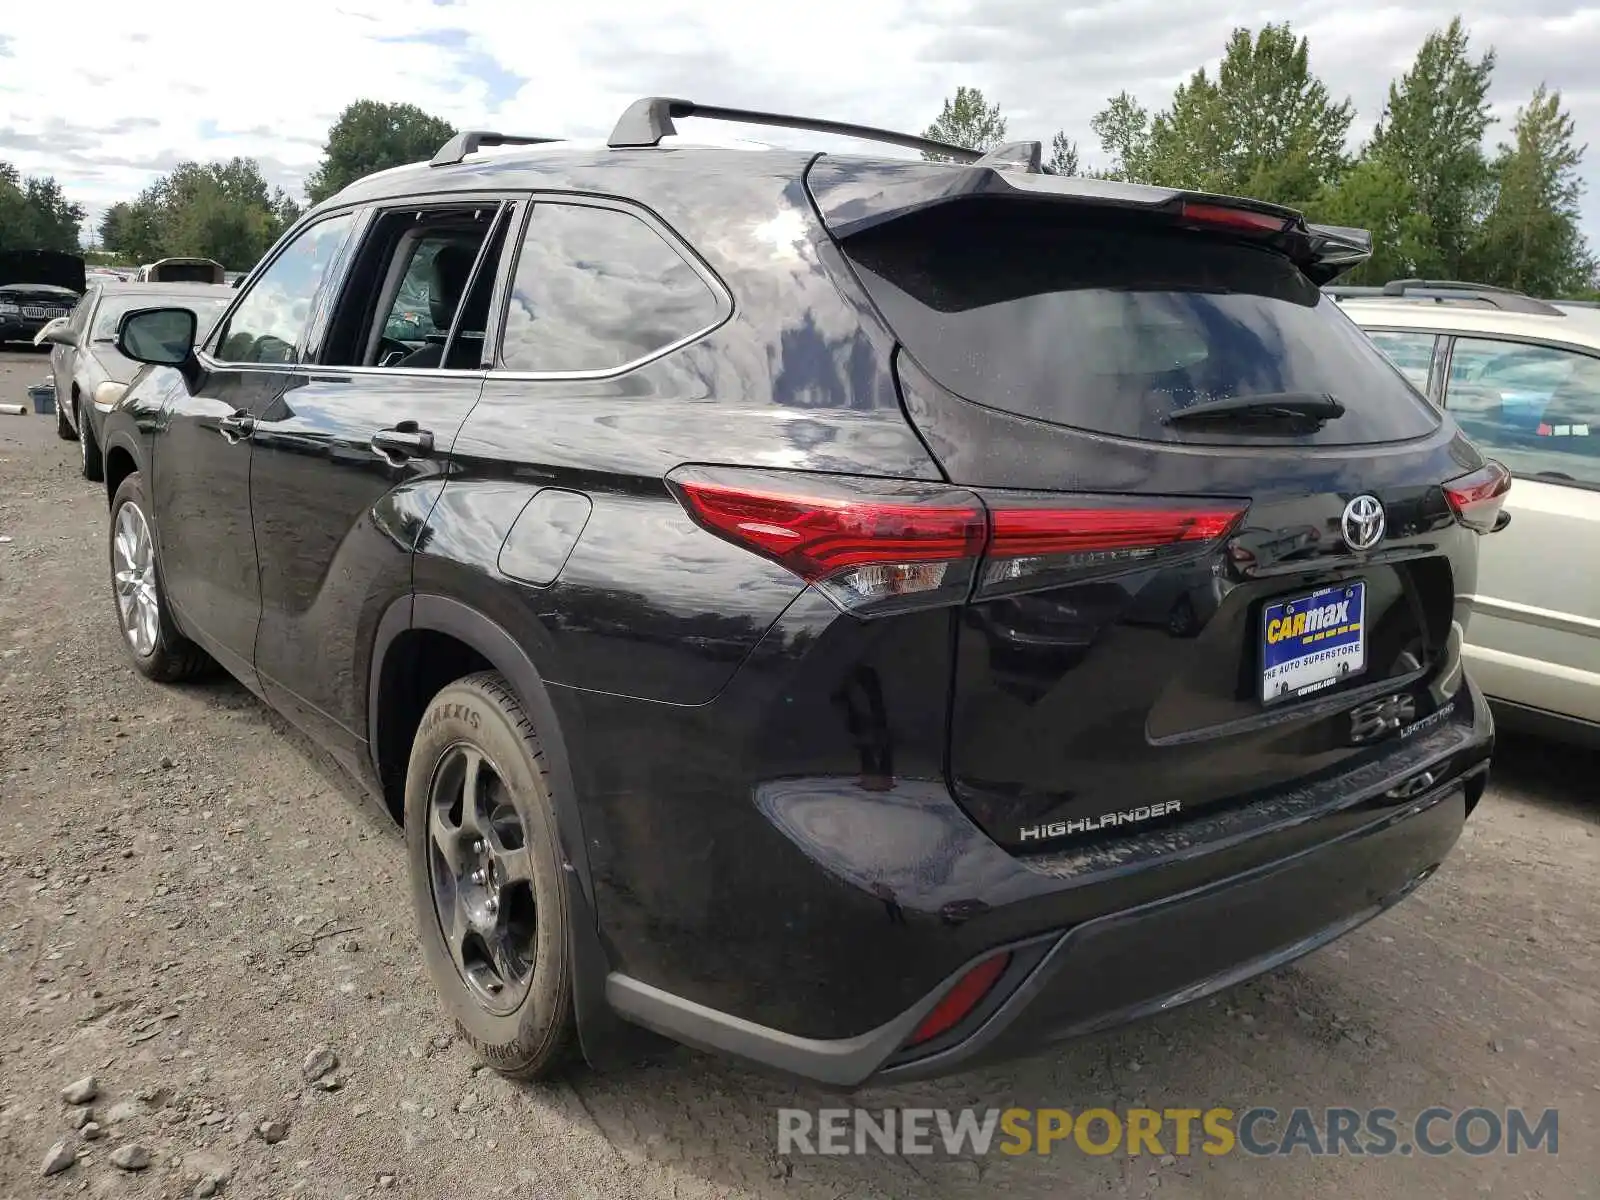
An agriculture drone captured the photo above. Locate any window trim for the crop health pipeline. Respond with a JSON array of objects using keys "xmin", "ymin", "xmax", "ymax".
[
  {"xmin": 1436, "ymin": 331, "xmax": 1600, "ymax": 495},
  {"xmin": 198, "ymin": 205, "xmax": 366, "ymax": 369},
  {"xmin": 490, "ymin": 191, "xmax": 733, "ymax": 380}
]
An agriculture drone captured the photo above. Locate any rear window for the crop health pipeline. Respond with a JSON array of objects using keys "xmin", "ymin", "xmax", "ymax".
[{"xmin": 843, "ymin": 204, "xmax": 1441, "ymax": 445}]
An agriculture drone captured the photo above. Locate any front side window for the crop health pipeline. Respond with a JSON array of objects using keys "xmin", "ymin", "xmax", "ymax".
[
  {"xmin": 1445, "ymin": 336, "xmax": 1600, "ymax": 488},
  {"xmin": 499, "ymin": 202, "xmax": 723, "ymax": 373},
  {"xmin": 211, "ymin": 214, "xmax": 355, "ymax": 364},
  {"xmin": 1366, "ymin": 331, "xmax": 1438, "ymax": 396}
]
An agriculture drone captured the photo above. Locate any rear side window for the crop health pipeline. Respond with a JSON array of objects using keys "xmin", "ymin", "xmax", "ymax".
[
  {"xmin": 1445, "ymin": 337, "xmax": 1600, "ymax": 489},
  {"xmin": 842, "ymin": 204, "xmax": 1441, "ymax": 444},
  {"xmin": 499, "ymin": 202, "xmax": 722, "ymax": 374},
  {"xmin": 1367, "ymin": 331, "xmax": 1438, "ymax": 397}
]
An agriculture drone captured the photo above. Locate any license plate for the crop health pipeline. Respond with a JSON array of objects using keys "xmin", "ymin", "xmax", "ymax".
[{"xmin": 1260, "ymin": 581, "xmax": 1366, "ymax": 704}]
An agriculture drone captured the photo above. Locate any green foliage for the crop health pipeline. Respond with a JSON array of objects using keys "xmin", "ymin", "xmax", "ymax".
[
  {"xmin": 1471, "ymin": 86, "xmax": 1595, "ymax": 295},
  {"xmin": 101, "ymin": 159, "xmax": 300, "ymax": 269},
  {"xmin": 305, "ymin": 100, "xmax": 456, "ymax": 203},
  {"xmin": 0, "ymin": 162, "xmax": 85, "ymax": 253},
  {"xmin": 1072, "ymin": 14, "xmax": 1594, "ymax": 293},
  {"xmin": 921, "ymin": 86, "xmax": 1007, "ymax": 160},
  {"xmin": 1366, "ymin": 17, "xmax": 1496, "ymax": 278},
  {"xmin": 1089, "ymin": 24, "xmax": 1353, "ymax": 208},
  {"xmin": 1305, "ymin": 158, "xmax": 1435, "ymax": 283},
  {"xmin": 1047, "ymin": 131, "xmax": 1080, "ymax": 176}
]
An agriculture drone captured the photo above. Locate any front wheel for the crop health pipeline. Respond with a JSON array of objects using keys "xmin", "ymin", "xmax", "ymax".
[
  {"xmin": 405, "ymin": 671, "xmax": 576, "ymax": 1078},
  {"xmin": 108, "ymin": 473, "xmax": 214, "ymax": 682}
]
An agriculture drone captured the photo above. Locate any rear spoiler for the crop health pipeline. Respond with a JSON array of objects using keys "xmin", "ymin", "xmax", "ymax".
[{"xmin": 805, "ymin": 159, "xmax": 1373, "ymax": 285}]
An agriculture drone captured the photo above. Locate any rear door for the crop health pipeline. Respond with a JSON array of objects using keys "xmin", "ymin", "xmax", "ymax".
[
  {"xmin": 824, "ymin": 186, "xmax": 1497, "ymax": 850},
  {"xmin": 247, "ymin": 198, "xmax": 513, "ymax": 774},
  {"xmin": 1440, "ymin": 334, "xmax": 1600, "ymax": 724}
]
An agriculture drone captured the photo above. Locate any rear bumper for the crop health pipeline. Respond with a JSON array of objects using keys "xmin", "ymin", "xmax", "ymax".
[
  {"xmin": 876, "ymin": 775, "xmax": 1468, "ymax": 1082},
  {"xmin": 604, "ymin": 681, "xmax": 1492, "ymax": 1087}
]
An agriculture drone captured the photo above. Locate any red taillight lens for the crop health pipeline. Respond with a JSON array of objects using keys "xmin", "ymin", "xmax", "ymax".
[
  {"xmin": 908, "ymin": 953, "xmax": 1011, "ymax": 1047},
  {"xmin": 1443, "ymin": 461, "xmax": 1512, "ymax": 533},
  {"xmin": 1178, "ymin": 201, "xmax": 1294, "ymax": 235},
  {"xmin": 978, "ymin": 494, "xmax": 1247, "ymax": 599},
  {"xmin": 669, "ymin": 468, "xmax": 1249, "ymax": 613},
  {"xmin": 668, "ymin": 467, "xmax": 987, "ymax": 616}
]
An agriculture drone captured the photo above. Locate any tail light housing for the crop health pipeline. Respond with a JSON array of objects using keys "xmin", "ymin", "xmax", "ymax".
[
  {"xmin": 1443, "ymin": 461, "xmax": 1512, "ymax": 533},
  {"xmin": 668, "ymin": 467, "xmax": 986, "ymax": 617},
  {"xmin": 978, "ymin": 493, "xmax": 1246, "ymax": 600},
  {"xmin": 669, "ymin": 466, "xmax": 1248, "ymax": 617}
]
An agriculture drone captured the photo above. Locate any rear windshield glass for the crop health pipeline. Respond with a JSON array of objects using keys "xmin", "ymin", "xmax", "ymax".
[{"xmin": 843, "ymin": 204, "xmax": 1440, "ymax": 445}]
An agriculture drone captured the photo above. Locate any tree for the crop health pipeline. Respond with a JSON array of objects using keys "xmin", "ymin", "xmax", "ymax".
[
  {"xmin": 0, "ymin": 162, "xmax": 84, "ymax": 253},
  {"xmin": 1471, "ymin": 86, "xmax": 1595, "ymax": 295},
  {"xmin": 1090, "ymin": 23, "xmax": 1353, "ymax": 208},
  {"xmin": 1305, "ymin": 158, "xmax": 1436, "ymax": 284},
  {"xmin": 1367, "ymin": 17, "xmax": 1497, "ymax": 278},
  {"xmin": 1047, "ymin": 131, "xmax": 1080, "ymax": 176},
  {"xmin": 108, "ymin": 158, "xmax": 299, "ymax": 267},
  {"xmin": 306, "ymin": 100, "xmax": 456, "ymax": 203},
  {"xmin": 1090, "ymin": 92, "xmax": 1153, "ymax": 182},
  {"xmin": 922, "ymin": 86, "xmax": 1007, "ymax": 160}
]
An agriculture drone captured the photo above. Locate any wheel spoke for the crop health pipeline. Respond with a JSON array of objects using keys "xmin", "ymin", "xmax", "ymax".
[
  {"xmin": 457, "ymin": 749, "xmax": 488, "ymax": 837},
  {"xmin": 496, "ymin": 846, "xmax": 535, "ymax": 887},
  {"xmin": 428, "ymin": 800, "xmax": 468, "ymax": 878},
  {"xmin": 442, "ymin": 899, "xmax": 472, "ymax": 977}
]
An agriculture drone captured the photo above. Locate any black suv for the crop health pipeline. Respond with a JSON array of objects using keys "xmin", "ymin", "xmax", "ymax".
[{"xmin": 99, "ymin": 99, "xmax": 1506, "ymax": 1087}]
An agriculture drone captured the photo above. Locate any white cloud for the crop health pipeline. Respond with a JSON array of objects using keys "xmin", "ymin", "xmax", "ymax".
[{"xmin": 1, "ymin": 0, "xmax": 1597, "ymax": 247}]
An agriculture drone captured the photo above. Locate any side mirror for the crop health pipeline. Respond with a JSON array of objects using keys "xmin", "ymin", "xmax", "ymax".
[
  {"xmin": 33, "ymin": 317, "xmax": 75, "ymax": 348},
  {"xmin": 116, "ymin": 306, "xmax": 198, "ymax": 368}
]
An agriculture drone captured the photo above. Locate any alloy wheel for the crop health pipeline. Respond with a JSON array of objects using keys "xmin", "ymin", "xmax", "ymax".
[
  {"xmin": 112, "ymin": 502, "xmax": 160, "ymax": 657},
  {"xmin": 426, "ymin": 743, "xmax": 539, "ymax": 1015}
]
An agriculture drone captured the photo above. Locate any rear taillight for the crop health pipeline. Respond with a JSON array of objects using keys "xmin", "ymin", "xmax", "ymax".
[
  {"xmin": 1177, "ymin": 200, "xmax": 1294, "ymax": 236},
  {"xmin": 668, "ymin": 467, "xmax": 986, "ymax": 617},
  {"xmin": 978, "ymin": 493, "xmax": 1247, "ymax": 599},
  {"xmin": 668, "ymin": 467, "xmax": 1248, "ymax": 615},
  {"xmin": 1443, "ymin": 461, "xmax": 1512, "ymax": 533}
]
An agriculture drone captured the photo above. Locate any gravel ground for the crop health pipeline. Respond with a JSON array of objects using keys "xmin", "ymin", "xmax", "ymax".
[{"xmin": 2, "ymin": 347, "xmax": 1597, "ymax": 1200}]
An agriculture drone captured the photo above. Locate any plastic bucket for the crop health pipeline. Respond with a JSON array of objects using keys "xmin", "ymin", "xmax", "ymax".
[{"xmin": 28, "ymin": 385, "xmax": 55, "ymax": 416}]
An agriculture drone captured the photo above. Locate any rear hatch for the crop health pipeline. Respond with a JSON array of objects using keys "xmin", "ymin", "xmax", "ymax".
[{"xmin": 808, "ymin": 160, "xmax": 1506, "ymax": 852}]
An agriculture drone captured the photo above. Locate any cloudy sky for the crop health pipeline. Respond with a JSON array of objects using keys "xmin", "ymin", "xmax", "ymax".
[{"xmin": 1, "ymin": 0, "xmax": 1596, "ymax": 246}]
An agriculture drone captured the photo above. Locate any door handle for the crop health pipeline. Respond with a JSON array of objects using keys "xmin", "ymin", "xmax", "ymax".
[
  {"xmin": 370, "ymin": 421, "xmax": 435, "ymax": 464},
  {"xmin": 218, "ymin": 411, "xmax": 255, "ymax": 444}
]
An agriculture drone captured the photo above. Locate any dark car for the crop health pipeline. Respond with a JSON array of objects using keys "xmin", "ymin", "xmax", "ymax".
[
  {"xmin": 37, "ymin": 281, "xmax": 235, "ymax": 479},
  {"xmin": 0, "ymin": 249, "xmax": 85, "ymax": 346},
  {"xmin": 95, "ymin": 100, "xmax": 1506, "ymax": 1088}
]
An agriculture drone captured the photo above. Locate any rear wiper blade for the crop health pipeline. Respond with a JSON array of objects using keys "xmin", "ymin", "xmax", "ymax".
[{"xmin": 1163, "ymin": 392, "xmax": 1346, "ymax": 425}]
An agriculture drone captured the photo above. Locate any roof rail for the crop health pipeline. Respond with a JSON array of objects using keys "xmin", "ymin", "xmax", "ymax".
[
  {"xmin": 430, "ymin": 131, "xmax": 563, "ymax": 167},
  {"xmin": 607, "ymin": 97, "xmax": 987, "ymax": 164},
  {"xmin": 1328, "ymin": 278, "xmax": 1565, "ymax": 317}
]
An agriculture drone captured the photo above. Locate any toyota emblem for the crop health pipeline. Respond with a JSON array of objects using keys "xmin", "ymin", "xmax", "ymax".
[{"xmin": 1341, "ymin": 495, "xmax": 1386, "ymax": 551}]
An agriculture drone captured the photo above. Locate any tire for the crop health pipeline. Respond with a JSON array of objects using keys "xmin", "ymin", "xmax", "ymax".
[
  {"xmin": 405, "ymin": 671, "xmax": 576, "ymax": 1078},
  {"xmin": 56, "ymin": 396, "xmax": 76, "ymax": 441},
  {"xmin": 80, "ymin": 408, "xmax": 104, "ymax": 481},
  {"xmin": 108, "ymin": 472, "xmax": 214, "ymax": 682}
]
